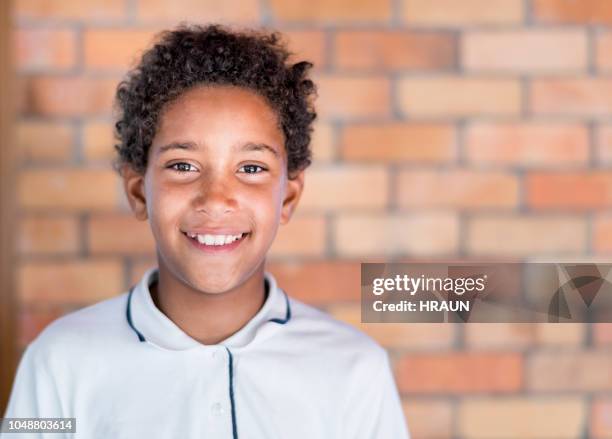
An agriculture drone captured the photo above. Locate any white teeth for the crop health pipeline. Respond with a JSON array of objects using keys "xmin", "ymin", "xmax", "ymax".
[{"xmin": 190, "ymin": 233, "xmax": 243, "ymax": 246}]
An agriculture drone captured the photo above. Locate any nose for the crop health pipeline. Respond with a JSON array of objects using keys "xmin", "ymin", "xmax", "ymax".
[{"xmin": 192, "ymin": 172, "xmax": 238, "ymax": 218}]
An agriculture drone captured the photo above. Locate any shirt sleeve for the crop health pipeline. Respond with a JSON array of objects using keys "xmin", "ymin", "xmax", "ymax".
[
  {"xmin": 342, "ymin": 348, "xmax": 411, "ymax": 439},
  {"xmin": 1, "ymin": 343, "xmax": 65, "ymax": 439}
]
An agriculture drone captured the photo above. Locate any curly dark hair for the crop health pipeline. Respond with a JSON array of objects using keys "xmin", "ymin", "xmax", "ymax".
[{"xmin": 112, "ymin": 23, "xmax": 317, "ymax": 178}]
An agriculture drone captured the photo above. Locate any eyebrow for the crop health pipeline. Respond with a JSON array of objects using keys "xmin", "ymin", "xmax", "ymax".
[
  {"xmin": 156, "ymin": 141, "xmax": 198, "ymax": 156},
  {"xmin": 239, "ymin": 142, "xmax": 279, "ymax": 157},
  {"xmin": 155, "ymin": 141, "xmax": 279, "ymax": 157}
]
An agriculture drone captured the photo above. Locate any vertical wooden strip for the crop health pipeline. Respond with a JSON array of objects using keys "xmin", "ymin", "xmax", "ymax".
[{"xmin": 0, "ymin": 0, "xmax": 17, "ymax": 414}]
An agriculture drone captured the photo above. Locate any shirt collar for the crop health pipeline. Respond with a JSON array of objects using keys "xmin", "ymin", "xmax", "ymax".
[{"xmin": 126, "ymin": 267, "xmax": 291, "ymax": 351}]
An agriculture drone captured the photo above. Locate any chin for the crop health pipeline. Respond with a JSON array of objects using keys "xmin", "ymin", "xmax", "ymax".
[{"xmin": 186, "ymin": 269, "xmax": 242, "ymax": 294}]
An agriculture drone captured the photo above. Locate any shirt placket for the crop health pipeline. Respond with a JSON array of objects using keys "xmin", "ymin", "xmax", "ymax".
[{"xmin": 200, "ymin": 345, "xmax": 236, "ymax": 438}]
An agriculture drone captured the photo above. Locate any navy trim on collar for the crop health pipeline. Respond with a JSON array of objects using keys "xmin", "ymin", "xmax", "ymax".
[
  {"xmin": 268, "ymin": 290, "xmax": 291, "ymax": 325},
  {"xmin": 125, "ymin": 277, "xmax": 292, "ymax": 344},
  {"xmin": 126, "ymin": 286, "xmax": 146, "ymax": 342},
  {"xmin": 124, "ymin": 273, "xmax": 293, "ymax": 438}
]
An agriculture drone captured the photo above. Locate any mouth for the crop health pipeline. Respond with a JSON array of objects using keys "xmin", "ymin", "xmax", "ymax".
[{"xmin": 181, "ymin": 230, "xmax": 250, "ymax": 253}]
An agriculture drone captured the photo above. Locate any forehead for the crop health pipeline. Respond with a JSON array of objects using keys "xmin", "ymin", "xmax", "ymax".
[{"xmin": 156, "ymin": 84, "xmax": 282, "ymax": 140}]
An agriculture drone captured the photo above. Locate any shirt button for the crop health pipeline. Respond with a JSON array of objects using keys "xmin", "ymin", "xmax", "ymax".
[{"xmin": 211, "ymin": 402, "xmax": 225, "ymax": 416}]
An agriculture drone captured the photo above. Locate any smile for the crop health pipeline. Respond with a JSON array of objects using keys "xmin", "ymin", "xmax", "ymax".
[{"xmin": 181, "ymin": 230, "xmax": 249, "ymax": 252}]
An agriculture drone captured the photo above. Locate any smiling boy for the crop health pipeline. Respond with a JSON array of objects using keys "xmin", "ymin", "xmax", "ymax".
[{"xmin": 3, "ymin": 24, "xmax": 410, "ymax": 438}]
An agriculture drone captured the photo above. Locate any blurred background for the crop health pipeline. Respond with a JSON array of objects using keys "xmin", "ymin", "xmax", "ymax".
[{"xmin": 2, "ymin": 0, "xmax": 612, "ymax": 437}]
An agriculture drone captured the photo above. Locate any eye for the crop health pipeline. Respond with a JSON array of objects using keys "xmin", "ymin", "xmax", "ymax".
[
  {"xmin": 168, "ymin": 162, "xmax": 197, "ymax": 173},
  {"xmin": 238, "ymin": 164, "xmax": 266, "ymax": 174}
]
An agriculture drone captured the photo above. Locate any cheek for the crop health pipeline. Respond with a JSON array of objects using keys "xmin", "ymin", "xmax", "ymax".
[
  {"xmin": 145, "ymin": 184, "xmax": 186, "ymax": 237},
  {"xmin": 252, "ymin": 184, "xmax": 284, "ymax": 234},
  {"xmin": 232, "ymin": 183, "xmax": 281, "ymax": 233}
]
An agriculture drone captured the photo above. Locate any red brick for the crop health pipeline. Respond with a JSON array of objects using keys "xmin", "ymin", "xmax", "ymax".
[
  {"xmin": 594, "ymin": 215, "xmax": 612, "ymax": 254},
  {"xmin": 16, "ymin": 0, "xmax": 126, "ymax": 21},
  {"xmin": 335, "ymin": 31, "xmax": 455, "ymax": 71},
  {"xmin": 399, "ymin": 77, "xmax": 521, "ymax": 117},
  {"xmin": 597, "ymin": 124, "xmax": 612, "ymax": 165},
  {"xmin": 334, "ymin": 213, "xmax": 459, "ymax": 256},
  {"xmin": 82, "ymin": 29, "xmax": 324, "ymax": 73},
  {"xmin": 19, "ymin": 169, "xmax": 120, "ymax": 210},
  {"xmin": 299, "ymin": 165, "xmax": 388, "ymax": 210},
  {"xmin": 269, "ymin": 214, "xmax": 327, "ymax": 258},
  {"xmin": 88, "ymin": 214, "xmax": 155, "ymax": 254},
  {"xmin": 19, "ymin": 215, "xmax": 80, "ymax": 255},
  {"xmin": 269, "ymin": 0, "xmax": 391, "ymax": 22},
  {"xmin": 340, "ymin": 123, "xmax": 455, "ymax": 163},
  {"xmin": 25, "ymin": 77, "xmax": 117, "ymax": 116},
  {"xmin": 459, "ymin": 397, "xmax": 585, "ymax": 438},
  {"xmin": 18, "ymin": 260, "xmax": 124, "ymax": 305},
  {"xmin": 82, "ymin": 121, "xmax": 115, "ymax": 162},
  {"xmin": 533, "ymin": 0, "xmax": 612, "ymax": 24},
  {"xmin": 397, "ymin": 170, "xmax": 519, "ymax": 209},
  {"xmin": 84, "ymin": 29, "xmax": 157, "ymax": 71},
  {"xmin": 466, "ymin": 122, "xmax": 589, "ymax": 167},
  {"xmin": 316, "ymin": 75, "xmax": 390, "ymax": 120},
  {"xmin": 531, "ymin": 79, "xmax": 612, "ymax": 117},
  {"xmin": 283, "ymin": 30, "xmax": 327, "ymax": 68},
  {"xmin": 596, "ymin": 31, "xmax": 612, "ymax": 72},
  {"xmin": 402, "ymin": 399, "xmax": 453, "ymax": 439},
  {"xmin": 467, "ymin": 215, "xmax": 587, "ymax": 256},
  {"xmin": 311, "ymin": 121, "xmax": 334, "ymax": 162},
  {"xmin": 16, "ymin": 121, "xmax": 74, "ymax": 163},
  {"xmin": 594, "ymin": 323, "xmax": 612, "ymax": 346},
  {"xmin": 465, "ymin": 323, "xmax": 535, "ymax": 349},
  {"xmin": 135, "ymin": 0, "xmax": 260, "ymax": 23},
  {"xmin": 403, "ymin": 0, "xmax": 523, "ymax": 25},
  {"xmin": 592, "ymin": 397, "xmax": 612, "ymax": 438},
  {"xmin": 15, "ymin": 28, "xmax": 76, "ymax": 71},
  {"xmin": 463, "ymin": 30, "xmax": 587, "ymax": 73},
  {"xmin": 537, "ymin": 323, "xmax": 585, "ymax": 346},
  {"xmin": 465, "ymin": 323, "xmax": 585, "ymax": 349},
  {"xmin": 527, "ymin": 172, "xmax": 612, "ymax": 209},
  {"xmin": 18, "ymin": 308, "xmax": 65, "ymax": 347},
  {"xmin": 529, "ymin": 351, "xmax": 612, "ymax": 391},
  {"xmin": 396, "ymin": 353, "xmax": 523, "ymax": 394},
  {"xmin": 330, "ymin": 304, "xmax": 455, "ymax": 349},
  {"xmin": 266, "ymin": 260, "xmax": 361, "ymax": 305}
]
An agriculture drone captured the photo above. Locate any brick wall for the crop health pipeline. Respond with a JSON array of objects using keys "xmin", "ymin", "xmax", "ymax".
[{"xmin": 11, "ymin": 0, "xmax": 612, "ymax": 437}]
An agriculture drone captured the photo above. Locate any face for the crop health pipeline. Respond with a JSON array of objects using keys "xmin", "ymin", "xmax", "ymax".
[{"xmin": 122, "ymin": 85, "xmax": 304, "ymax": 294}]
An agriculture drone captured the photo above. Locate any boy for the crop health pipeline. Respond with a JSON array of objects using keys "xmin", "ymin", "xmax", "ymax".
[{"xmin": 3, "ymin": 24, "xmax": 410, "ymax": 438}]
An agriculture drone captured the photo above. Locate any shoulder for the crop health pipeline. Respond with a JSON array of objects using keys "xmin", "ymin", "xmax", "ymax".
[
  {"xmin": 285, "ymin": 296, "xmax": 387, "ymax": 368},
  {"xmin": 25, "ymin": 293, "xmax": 131, "ymax": 364}
]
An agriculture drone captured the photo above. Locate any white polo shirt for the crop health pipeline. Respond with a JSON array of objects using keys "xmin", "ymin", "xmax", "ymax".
[{"xmin": 3, "ymin": 267, "xmax": 410, "ymax": 438}]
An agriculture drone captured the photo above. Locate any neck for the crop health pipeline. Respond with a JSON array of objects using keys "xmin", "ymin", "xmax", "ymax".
[{"xmin": 150, "ymin": 262, "xmax": 268, "ymax": 345}]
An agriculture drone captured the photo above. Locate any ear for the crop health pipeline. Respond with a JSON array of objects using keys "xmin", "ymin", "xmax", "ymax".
[
  {"xmin": 121, "ymin": 164, "xmax": 148, "ymax": 221},
  {"xmin": 280, "ymin": 170, "xmax": 305, "ymax": 225}
]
